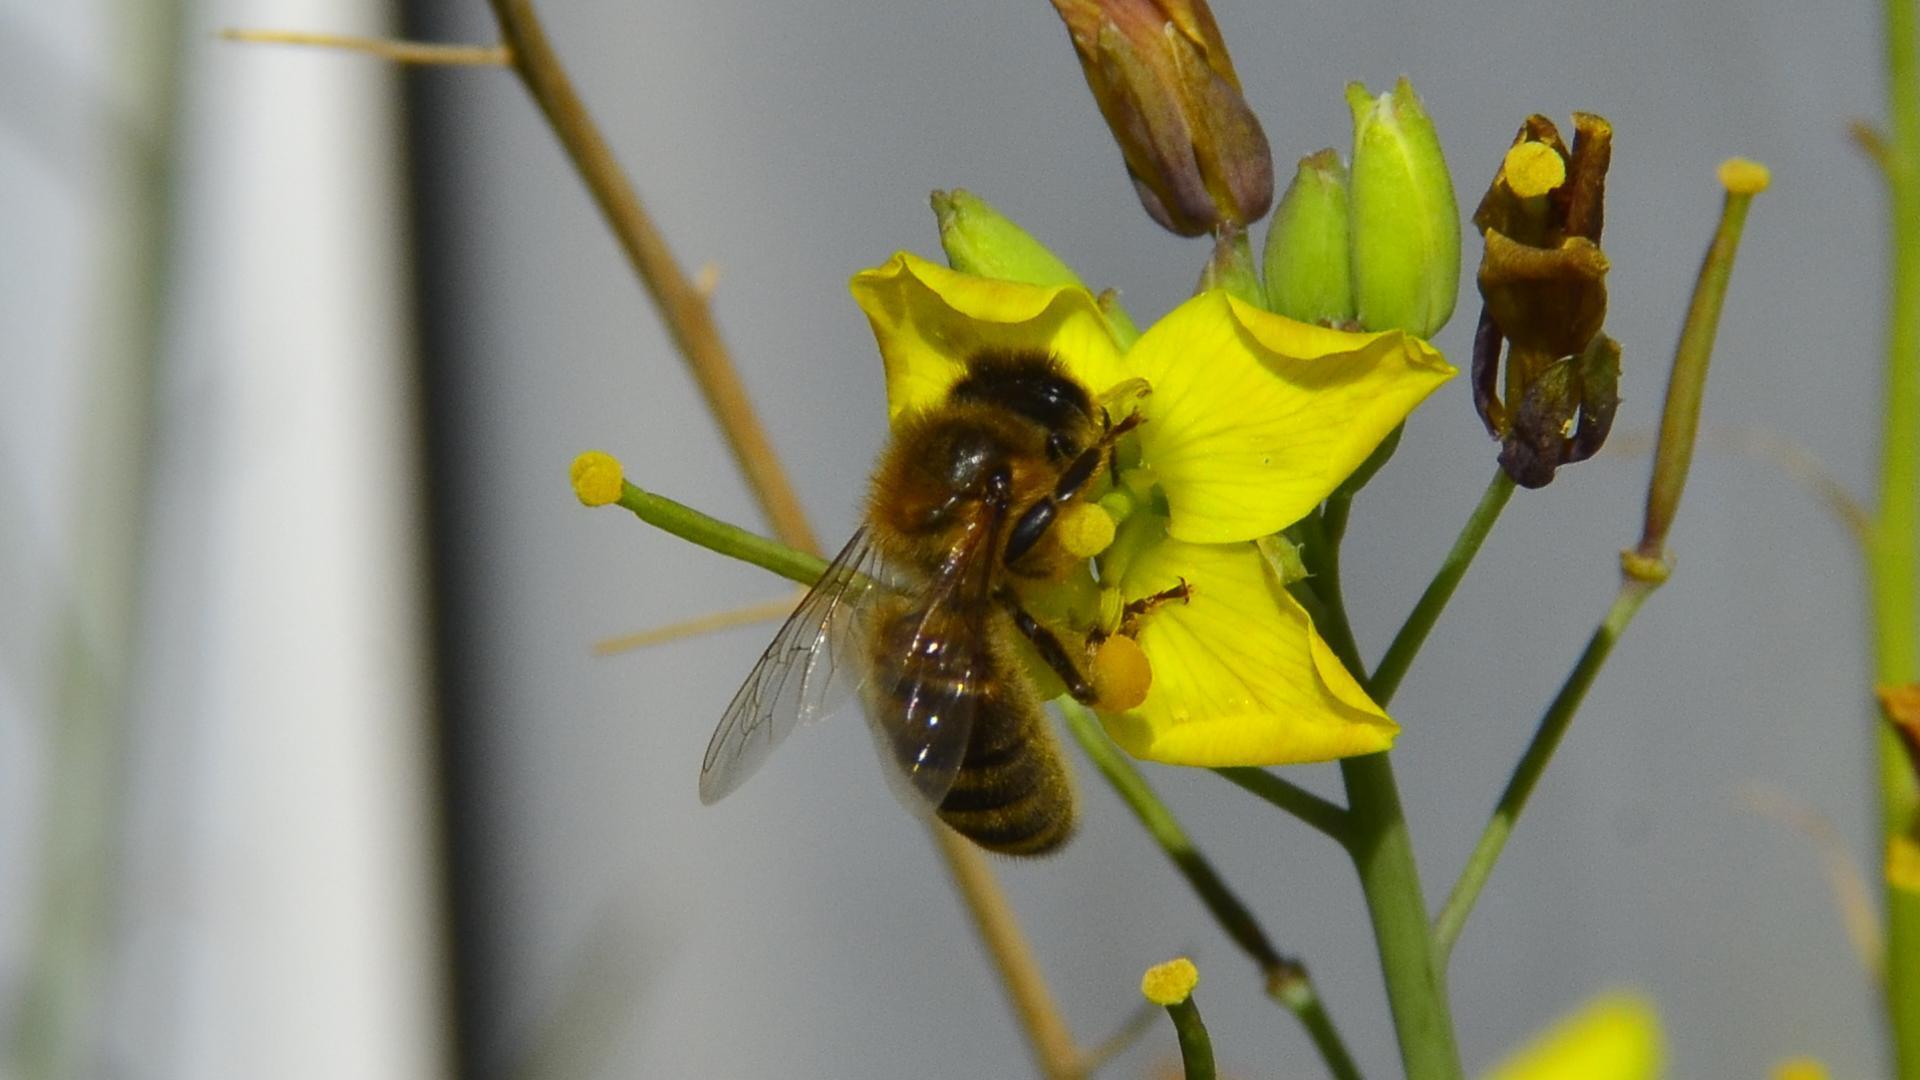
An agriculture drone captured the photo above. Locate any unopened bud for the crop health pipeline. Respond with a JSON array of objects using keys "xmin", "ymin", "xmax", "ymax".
[
  {"xmin": 931, "ymin": 188, "xmax": 1142, "ymax": 343},
  {"xmin": 1347, "ymin": 77, "xmax": 1460, "ymax": 338},
  {"xmin": 1263, "ymin": 149, "xmax": 1354, "ymax": 324},
  {"xmin": 932, "ymin": 189, "xmax": 1083, "ymax": 288},
  {"xmin": 1049, "ymin": 0, "xmax": 1273, "ymax": 236}
]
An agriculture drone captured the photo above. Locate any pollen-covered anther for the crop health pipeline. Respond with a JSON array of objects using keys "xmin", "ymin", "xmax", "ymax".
[
  {"xmin": 1718, "ymin": 157, "xmax": 1771, "ymax": 196},
  {"xmin": 1503, "ymin": 141, "xmax": 1566, "ymax": 198},
  {"xmin": 1140, "ymin": 957, "xmax": 1199, "ymax": 1006},
  {"xmin": 1090, "ymin": 633, "xmax": 1152, "ymax": 712},
  {"xmin": 1057, "ymin": 502, "xmax": 1118, "ymax": 558},
  {"xmin": 570, "ymin": 450, "xmax": 625, "ymax": 507}
]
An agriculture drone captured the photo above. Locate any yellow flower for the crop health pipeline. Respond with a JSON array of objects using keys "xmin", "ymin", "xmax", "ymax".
[
  {"xmin": 850, "ymin": 252, "xmax": 1453, "ymax": 767},
  {"xmin": 1482, "ymin": 993, "xmax": 1663, "ymax": 1080}
]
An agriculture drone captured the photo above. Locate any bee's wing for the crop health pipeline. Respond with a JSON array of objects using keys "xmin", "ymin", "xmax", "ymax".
[
  {"xmin": 699, "ymin": 527, "xmax": 885, "ymax": 804},
  {"xmin": 862, "ymin": 516, "xmax": 999, "ymax": 811}
]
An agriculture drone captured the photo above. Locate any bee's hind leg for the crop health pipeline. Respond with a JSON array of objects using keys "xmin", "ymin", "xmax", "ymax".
[{"xmin": 1000, "ymin": 593, "xmax": 1097, "ymax": 704}]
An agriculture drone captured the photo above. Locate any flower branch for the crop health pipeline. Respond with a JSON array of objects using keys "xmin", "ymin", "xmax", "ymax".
[
  {"xmin": 1060, "ymin": 704, "xmax": 1363, "ymax": 1080},
  {"xmin": 1434, "ymin": 159, "xmax": 1768, "ymax": 962}
]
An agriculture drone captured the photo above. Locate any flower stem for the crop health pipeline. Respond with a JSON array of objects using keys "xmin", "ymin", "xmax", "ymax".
[
  {"xmin": 1061, "ymin": 706, "xmax": 1364, "ymax": 1080},
  {"xmin": 1339, "ymin": 752, "xmax": 1464, "ymax": 1080},
  {"xmin": 1211, "ymin": 767, "xmax": 1352, "ymax": 844},
  {"xmin": 1161, "ymin": 999, "xmax": 1217, "ymax": 1080},
  {"xmin": 1305, "ymin": 500, "xmax": 1461, "ymax": 1079},
  {"xmin": 1433, "ymin": 162, "xmax": 1762, "ymax": 963},
  {"xmin": 612, "ymin": 480, "xmax": 827, "ymax": 588},
  {"xmin": 1879, "ymin": 0, "xmax": 1920, "ymax": 1070},
  {"xmin": 1370, "ymin": 471, "xmax": 1516, "ymax": 706},
  {"xmin": 1431, "ymin": 580, "xmax": 1652, "ymax": 958}
]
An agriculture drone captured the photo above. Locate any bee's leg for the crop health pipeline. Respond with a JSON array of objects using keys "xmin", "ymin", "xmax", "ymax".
[
  {"xmin": 1001, "ymin": 594, "xmax": 1097, "ymax": 704},
  {"xmin": 1117, "ymin": 578, "xmax": 1192, "ymax": 636},
  {"xmin": 1004, "ymin": 412, "xmax": 1148, "ymax": 565}
]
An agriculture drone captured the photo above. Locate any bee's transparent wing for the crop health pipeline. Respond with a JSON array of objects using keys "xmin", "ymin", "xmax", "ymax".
[
  {"xmin": 861, "ymin": 518, "xmax": 998, "ymax": 811},
  {"xmin": 699, "ymin": 527, "xmax": 884, "ymax": 804}
]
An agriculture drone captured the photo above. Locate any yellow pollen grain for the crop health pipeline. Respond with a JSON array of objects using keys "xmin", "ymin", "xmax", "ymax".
[
  {"xmin": 1771, "ymin": 1058, "xmax": 1830, "ymax": 1080},
  {"xmin": 1092, "ymin": 634, "xmax": 1152, "ymax": 712},
  {"xmin": 1140, "ymin": 957, "xmax": 1199, "ymax": 1006},
  {"xmin": 1503, "ymin": 141, "xmax": 1566, "ymax": 198},
  {"xmin": 1058, "ymin": 502, "xmax": 1118, "ymax": 558},
  {"xmin": 570, "ymin": 450, "xmax": 625, "ymax": 507},
  {"xmin": 1718, "ymin": 157, "xmax": 1771, "ymax": 195}
]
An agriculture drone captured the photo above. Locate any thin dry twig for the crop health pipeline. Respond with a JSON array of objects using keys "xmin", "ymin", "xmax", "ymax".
[
  {"xmin": 593, "ymin": 593, "xmax": 801, "ymax": 655},
  {"xmin": 220, "ymin": 28, "xmax": 510, "ymax": 66},
  {"xmin": 484, "ymin": 0, "xmax": 818, "ymax": 554},
  {"xmin": 479, "ymin": 0, "xmax": 1081, "ymax": 1071},
  {"xmin": 1742, "ymin": 781, "xmax": 1886, "ymax": 983}
]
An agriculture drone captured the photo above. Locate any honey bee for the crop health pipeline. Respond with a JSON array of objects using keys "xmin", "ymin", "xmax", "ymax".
[{"xmin": 698, "ymin": 349, "xmax": 1141, "ymax": 855}]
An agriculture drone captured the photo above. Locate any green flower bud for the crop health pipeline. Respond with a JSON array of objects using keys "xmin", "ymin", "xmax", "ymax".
[
  {"xmin": 1262, "ymin": 149, "xmax": 1354, "ymax": 324},
  {"xmin": 930, "ymin": 188, "xmax": 1141, "ymax": 343},
  {"xmin": 932, "ymin": 189, "xmax": 1084, "ymax": 288},
  {"xmin": 1346, "ymin": 77, "xmax": 1460, "ymax": 338}
]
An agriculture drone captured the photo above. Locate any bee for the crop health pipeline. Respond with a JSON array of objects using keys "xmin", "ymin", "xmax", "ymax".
[{"xmin": 698, "ymin": 349, "xmax": 1141, "ymax": 855}]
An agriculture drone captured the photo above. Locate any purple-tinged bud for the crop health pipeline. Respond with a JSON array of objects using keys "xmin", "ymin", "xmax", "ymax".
[{"xmin": 1050, "ymin": 0, "xmax": 1273, "ymax": 236}]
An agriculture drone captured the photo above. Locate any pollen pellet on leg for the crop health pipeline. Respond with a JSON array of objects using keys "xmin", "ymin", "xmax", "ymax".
[
  {"xmin": 1091, "ymin": 634, "xmax": 1152, "ymax": 712},
  {"xmin": 1057, "ymin": 502, "xmax": 1117, "ymax": 558}
]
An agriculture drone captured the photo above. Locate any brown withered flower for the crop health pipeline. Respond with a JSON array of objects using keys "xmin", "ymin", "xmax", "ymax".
[
  {"xmin": 1472, "ymin": 112, "xmax": 1618, "ymax": 488},
  {"xmin": 1049, "ymin": 0, "xmax": 1273, "ymax": 237}
]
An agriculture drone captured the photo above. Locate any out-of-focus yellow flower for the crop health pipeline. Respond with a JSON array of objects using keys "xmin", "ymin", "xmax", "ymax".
[
  {"xmin": 851, "ymin": 252, "xmax": 1454, "ymax": 766},
  {"xmin": 1047, "ymin": 0, "xmax": 1273, "ymax": 237},
  {"xmin": 1770, "ymin": 1057, "xmax": 1830, "ymax": 1080},
  {"xmin": 1481, "ymin": 993, "xmax": 1662, "ymax": 1080}
]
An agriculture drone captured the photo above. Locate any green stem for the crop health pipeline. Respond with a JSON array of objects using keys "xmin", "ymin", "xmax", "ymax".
[
  {"xmin": 1340, "ymin": 752, "xmax": 1463, "ymax": 1080},
  {"xmin": 1303, "ymin": 505, "xmax": 1461, "ymax": 1080},
  {"xmin": 1370, "ymin": 472, "xmax": 1516, "ymax": 706},
  {"xmin": 1880, "ymin": 0, "xmax": 1920, "ymax": 1070},
  {"xmin": 1431, "ymin": 581, "xmax": 1653, "ymax": 959},
  {"xmin": 614, "ymin": 480, "xmax": 828, "ymax": 587},
  {"xmin": 1212, "ymin": 767, "xmax": 1352, "ymax": 844},
  {"xmin": 1162, "ymin": 999, "xmax": 1217, "ymax": 1080},
  {"xmin": 1061, "ymin": 706, "xmax": 1363, "ymax": 1080}
]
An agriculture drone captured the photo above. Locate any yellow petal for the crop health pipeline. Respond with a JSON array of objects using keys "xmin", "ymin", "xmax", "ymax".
[
  {"xmin": 1482, "ymin": 993, "xmax": 1662, "ymax": 1080},
  {"xmin": 848, "ymin": 252, "xmax": 1129, "ymax": 424},
  {"xmin": 1125, "ymin": 292, "xmax": 1455, "ymax": 544},
  {"xmin": 1098, "ymin": 531, "xmax": 1395, "ymax": 766}
]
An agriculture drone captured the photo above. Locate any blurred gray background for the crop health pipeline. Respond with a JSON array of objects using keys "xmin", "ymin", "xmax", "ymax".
[{"xmin": 2, "ymin": 0, "xmax": 1893, "ymax": 1077}]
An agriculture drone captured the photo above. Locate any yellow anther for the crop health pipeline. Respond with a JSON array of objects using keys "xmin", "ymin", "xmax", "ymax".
[
  {"xmin": 1140, "ymin": 957, "xmax": 1199, "ymax": 1006},
  {"xmin": 1503, "ymin": 141, "xmax": 1567, "ymax": 198},
  {"xmin": 1057, "ymin": 502, "xmax": 1117, "ymax": 558},
  {"xmin": 570, "ymin": 450, "xmax": 625, "ymax": 507},
  {"xmin": 1771, "ymin": 1058, "xmax": 1830, "ymax": 1080},
  {"xmin": 1717, "ymin": 157, "xmax": 1771, "ymax": 195},
  {"xmin": 1091, "ymin": 634, "xmax": 1152, "ymax": 712}
]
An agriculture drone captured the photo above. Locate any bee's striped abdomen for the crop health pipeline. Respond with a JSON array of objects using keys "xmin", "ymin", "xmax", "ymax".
[
  {"xmin": 866, "ymin": 604, "xmax": 1075, "ymax": 857},
  {"xmin": 935, "ymin": 685, "xmax": 1075, "ymax": 856}
]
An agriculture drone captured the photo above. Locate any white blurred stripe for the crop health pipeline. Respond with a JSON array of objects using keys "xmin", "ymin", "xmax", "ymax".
[{"xmin": 117, "ymin": 1, "xmax": 449, "ymax": 1077}]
